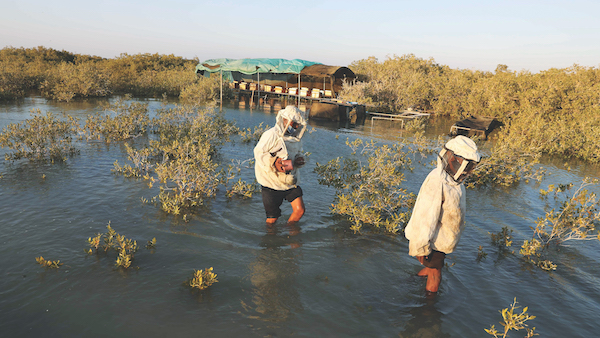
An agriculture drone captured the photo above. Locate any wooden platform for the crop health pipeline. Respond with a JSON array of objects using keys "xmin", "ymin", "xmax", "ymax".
[{"xmin": 368, "ymin": 109, "xmax": 430, "ymax": 128}]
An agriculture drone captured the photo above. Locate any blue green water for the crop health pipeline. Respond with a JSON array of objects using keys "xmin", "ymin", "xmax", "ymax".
[{"xmin": 1, "ymin": 97, "xmax": 599, "ymax": 337}]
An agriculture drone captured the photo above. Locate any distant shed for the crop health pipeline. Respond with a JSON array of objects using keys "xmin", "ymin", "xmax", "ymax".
[
  {"xmin": 450, "ymin": 116, "xmax": 503, "ymax": 139},
  {"xmin": 195, "ymin": 58, "xmax": 356, "ymax": 97},
  {"xmin": 299, "ymin": 64, "xmax": 356, "ymax": 94}
]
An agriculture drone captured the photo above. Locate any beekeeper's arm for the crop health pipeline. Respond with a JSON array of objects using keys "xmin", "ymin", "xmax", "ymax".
[
  {"xmin": 254, "ymin": 131, "xmax": 281, "ymax": 171},
  {"xmin": 407, "ymin": 174, "xmax": 443, "ymax": 257}
]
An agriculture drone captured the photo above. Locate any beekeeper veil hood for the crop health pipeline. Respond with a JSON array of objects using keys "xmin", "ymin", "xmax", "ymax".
[
  {"xmin": 276, "ymin": 105, "xmax": 307, "ymax": 142},
  {"xmin": 439, "ymin": 135, "xmax": 480, "ymax": 183}
]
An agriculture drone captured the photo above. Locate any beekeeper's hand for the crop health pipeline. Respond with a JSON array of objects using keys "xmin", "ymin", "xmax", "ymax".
[{"xmin": 271, "ymin": 157, "xmax": 286, "ymax": 172}]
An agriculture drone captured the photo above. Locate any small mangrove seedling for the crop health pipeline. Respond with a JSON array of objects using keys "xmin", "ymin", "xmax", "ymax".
[
  {"xmin": 476, "ymin": 245, "xmax": 488, "ymax": 262},
  {"xmin": 35, "ymin": 256, "xmax": 63, "ymax": 269},
  {"xmin": 145, "ymin": 237, "xmax": 157, "ymax": 249},
  {"xmin": 86, "ymin": 233, "xmax": 102, "ymax": 254},
  {"xmin": 490, "ymin": 226, "xmax": 513, "ymax": 248},
  {"xmin": 114, "ymin": 234, "xmax": 138, "ymax": 269},
  {"xmin": 103, "ymin": 224, "xmax": 117, "ymax": 251},
  {"xmin": 115, "ymin": 245, "xmax": 133, "ymax": 268},
  {"xmin": 485, "ymin": 298, "xmax": 537, "ymax": 338},
  {"xmin": 187, "ymin": 267, "xmax": 218, "ymax": 290},
  {"xmin": 86, "ymin": 223, "xmax": 140, "ymax": 269}
]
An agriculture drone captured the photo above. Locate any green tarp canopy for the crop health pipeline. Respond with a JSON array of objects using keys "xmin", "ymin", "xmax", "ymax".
[{"xmin": 196, "ymin": 58, "xmax": 321, "ymax": 81}]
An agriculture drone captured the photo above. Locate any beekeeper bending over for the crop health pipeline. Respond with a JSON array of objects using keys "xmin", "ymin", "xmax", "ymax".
[
  {"xmin": 405, "ymin": 135, "xmax": 480, "ymax": 293},
  {"xmin": 254, "ymin": 105, "xmax": 307, "ymax": 224}
]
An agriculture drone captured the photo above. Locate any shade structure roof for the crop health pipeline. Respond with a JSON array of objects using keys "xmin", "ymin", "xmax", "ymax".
[{"xmin": 195, "ymin": 58, "xmax": 321, "ymax": 75}]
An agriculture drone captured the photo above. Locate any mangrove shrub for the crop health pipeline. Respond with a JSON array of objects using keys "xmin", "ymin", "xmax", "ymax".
[
  {"xmin": 0, "ymin": 110, "xmax": 80, "ymax": 162},
  {"xmin": 315, "ymin": 138, "xmax": 416, "ymax": 233},
  {"xmin": 345, "ymin": 55, "xmax": 600, "ymax": 164},
  {"xmin": 0, "ymin": 46, "xmax": 201, "ymax": 101}
]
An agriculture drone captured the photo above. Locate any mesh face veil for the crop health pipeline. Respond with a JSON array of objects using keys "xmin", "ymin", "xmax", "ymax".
[
  {"xmin": 277, "ymin": 105, "xmax": 307, "ymax": 142},
  {"xmin": 438, "ymin": 136, "xmax": 481, "ymax": 183},
  {"xmin": 439, "ymin": 147, "xmax": 478, "ymax": 183},
  {"xmin": 282, "ymin": 118, "xmax": 306, "ymax": 141}
]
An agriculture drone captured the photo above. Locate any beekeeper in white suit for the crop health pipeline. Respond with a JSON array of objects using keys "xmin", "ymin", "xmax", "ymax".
[
  {"xmin": 405, "ymin": 135, "xmax": 481, "ymax": 293},
  {"xmin": 254, "ymin": 105, "xmax": 308, "ymax": 224}
]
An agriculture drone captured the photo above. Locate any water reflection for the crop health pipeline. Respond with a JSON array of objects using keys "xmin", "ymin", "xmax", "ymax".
[
  {"xmin": 245, "ymin": 222, "xmax": 303, "ymax": 322},
  {"xmin": 398, "ymin": 295, "xmax": 450, "ymax": 338}
]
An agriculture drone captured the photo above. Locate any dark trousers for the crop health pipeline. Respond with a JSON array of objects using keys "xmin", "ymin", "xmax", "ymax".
[{"xmin": 422, "ymin": 250, "xmax": 446, "ymax": 269}]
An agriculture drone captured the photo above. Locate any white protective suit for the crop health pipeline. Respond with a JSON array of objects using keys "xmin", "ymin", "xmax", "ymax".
[
  {"xmin": 254, "ymin": 106, "xmax": 307, "ymax": 191},
  {"xmin": 404, "ymin": 136, "xmax": 480, "ymax": 257}
]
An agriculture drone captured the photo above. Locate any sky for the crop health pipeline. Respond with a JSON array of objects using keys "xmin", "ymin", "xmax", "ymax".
[{"xmin": 2, "ymin": 0, "xmax": 599, "ymax": 73}]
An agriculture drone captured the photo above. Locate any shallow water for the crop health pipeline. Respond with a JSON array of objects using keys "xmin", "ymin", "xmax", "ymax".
[{"xmin": 1, "ymin": 97, "xmax": 599, "ymax": 337}]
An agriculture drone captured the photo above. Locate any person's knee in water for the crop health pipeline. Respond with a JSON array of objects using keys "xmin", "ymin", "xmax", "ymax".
[
  {"xmin": 416, "ymin": 250, "xmax": 445, "ymax": 293},
  {"xmin": 261, "ymin": 186, "xmax": 304, "ymax": 224}
]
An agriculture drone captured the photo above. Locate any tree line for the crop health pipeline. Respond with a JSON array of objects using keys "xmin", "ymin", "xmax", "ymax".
[
  {"xmin": 342, "ymin": 54, "xmax": 600, "ymax": 164},
  {"xmin": 0, "ymin": 46, "xmax": 224, "ymax": 102}
]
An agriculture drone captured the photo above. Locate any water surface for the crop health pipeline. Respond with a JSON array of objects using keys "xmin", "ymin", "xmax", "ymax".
[{"xmin": 1, "ymin": 97, "xmax": 599, "ymax": 337}]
